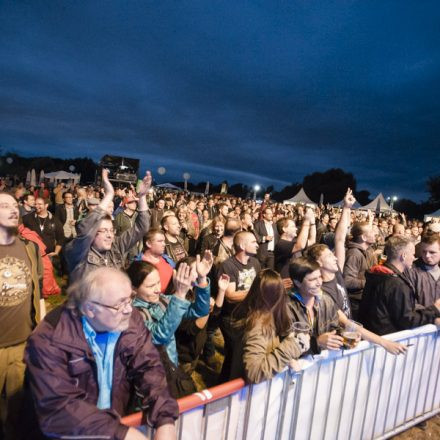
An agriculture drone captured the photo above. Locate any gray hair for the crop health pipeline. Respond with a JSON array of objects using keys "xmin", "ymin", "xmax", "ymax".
[
  {"xmin": 67, "ymin": 267, "xmax": 131, "ymax": 311},
  {"xmin": 384, "ymin": 236, "xmax": 413, "ymax": 261}
]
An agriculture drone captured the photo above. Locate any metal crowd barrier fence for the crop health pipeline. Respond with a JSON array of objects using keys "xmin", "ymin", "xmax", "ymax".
[{"xmin": 122, "ymin": 324, "xmax": 440, "ymax": 440}]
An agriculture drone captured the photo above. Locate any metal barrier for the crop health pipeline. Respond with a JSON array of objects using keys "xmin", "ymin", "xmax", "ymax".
[{"xmin": 122, "ymin": 324, "xmax": 440, "ymax": 440}]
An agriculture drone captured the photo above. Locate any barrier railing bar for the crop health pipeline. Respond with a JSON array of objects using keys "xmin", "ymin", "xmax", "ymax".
[
  {"xmin": 382, "ymin": 352, "xmax": 398, "ymax": 434},
  {"xmin": 307, "ymin": 361, "xmax": 322, "ymax": 440},
  {"xmin": 224, "ymin": 394, "xmax": 232, "ymax": 440},
  {"xmin": 121, "ymin": 328, "xmax": 439, "ymax": 440},
  {"xmin": 429, "ymin": 330, "xmax": 440, "ymax": 412},
  {"xmin": 201, "ymin": 402, "xmax": 208, "ymax": 440},
  {"xmin": 177, "ymin": 415, "xmax": 183, "ymax": 440},
  {"xmin": 274, "ymin": 370, "xmax": 291, "ymax": 439},
  {"xmin": 260, "ymin": 378, "xmax": 273, "ymax": 440},
  {"xmin": 241, "ymin": 384, "xmax": 254, "ymax": 440},
  {"xmin": 414, "ymin": 333, "xmax": 430, "ymax": 419},
  {"xmin": 392, "ymin": 337, "xmax": 410, "ymax": 429},
  {"xmin": 322, "ymin": 360, "xmax": 337, "ymax": 440},
  {"xmin": 336, "ymin": 352, "xmax": 352, "ymax": 438},
  {"xmin": 359, "ymin": 346, "xmax": 378, "ymax": 440},
  {"xmin": 371, "ymin": 350, "xmax": 389, "ymax": 440},
  {"xmin": 288, "ymin": 371, "xmax": 304, "ymax": 440},
  {"xmin": 403, "ymin": 336, "xmax": 420, "ymax": 423},
  {"xmin": 423, "ymin": 332, "xmax": 438, "ymax": 414},
  {"xmin": 376, "ymin": 408, "xmax": 440, "ymax": 440}
]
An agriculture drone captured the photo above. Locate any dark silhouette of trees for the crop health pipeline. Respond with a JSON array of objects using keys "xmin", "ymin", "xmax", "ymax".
[
  {"xmin": 427, "ymin": 175, "xmax": 440, "ymax": 205},
  {"xmin": 303, "ymin": 168, "xmax": 357, "ymax": 204}
]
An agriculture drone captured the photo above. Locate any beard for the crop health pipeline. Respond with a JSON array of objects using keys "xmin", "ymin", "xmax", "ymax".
[{"xmin": 5, "ymin": 226, "xmax": 18, "ymax": 237}]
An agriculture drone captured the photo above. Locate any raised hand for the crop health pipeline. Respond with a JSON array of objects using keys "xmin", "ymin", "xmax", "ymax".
[
  {"xmin": 137, "ymin": 171, "xmax": 152, "ymax": 197},
  {"xmin": 196, "ymin": 250, "xmax": 214, "ymax": 281},
  {"xmin": 304, "ymin": 207, "xmax": 315, "ymax": 223},
  {"xmin": 101, "ymin": 168, "xmax": 114, "ymax": 198},
  {"xmin": 343, "ymin": 188, "xmax": 356, "ymax": 209},
  {"xmin": 173, "ymin": 263, "xmax": 193, "ymax": 300},
  {"xmin": 217, "ymin": 274, "xmax": 230, "ymax": 292}
]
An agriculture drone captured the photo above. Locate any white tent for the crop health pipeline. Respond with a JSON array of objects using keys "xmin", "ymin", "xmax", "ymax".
[
  {"xmin": 333, "ymin": 199, "xmax": 362, "ymax": 210},
  {"xmin": 26, "ymin": 170, "xmax": 31, "ymax": 185},
  {"xmin": 359, "ymin": 193, "xmax": 392, "ymax": 212},
  {"xmin": 284, "ymin": 188, "xmax": 316, "ymax": 206},
  {"xmin": 30, "ymin": 169, "xmax": 37, "ymax": 187},
  {"xmin": 39, "ymin": 169, "xmax": 45, "ymax": 183},
  {"xmin": 424, "ymin": 208, "xmax": 440, "ymax": 222},
  {"xmin": 45, "ymin": 170, "xmax": 81, "ymax": 184},
  {"xmin": 155, "ymin": 182, "xmax": 182, "ymax": 191}
]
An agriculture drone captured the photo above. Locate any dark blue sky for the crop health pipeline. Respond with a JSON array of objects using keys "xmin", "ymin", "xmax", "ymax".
[{"xmin": 1, "ymin": 1, "xmax": 439, "ymax": 201}]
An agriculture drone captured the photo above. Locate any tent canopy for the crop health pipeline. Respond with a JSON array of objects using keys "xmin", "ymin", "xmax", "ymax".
[
  {"xmin": 45, "ymin": 170, "xmax": 81, "ymax": 183},
  {"xmin": 359, "ymin": 193, "xmax": 392, "ymax": 212},
  {"xmin": 424, "ymin": 208, "xmax": 440, "ymax": 222},
  {"xmin": 333, "ymin": 199, "xmax": 362, "ymax": 209},
  {"xmin": 284, "ymin": 188, "xmax": 316, "ymax": 206},
  {"xmin": 155, "ymin": 182, "xmax": 182, "ymax": 191}
]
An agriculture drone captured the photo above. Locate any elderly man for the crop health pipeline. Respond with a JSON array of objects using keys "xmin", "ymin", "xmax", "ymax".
[
  {"xmin": 25, "ymin": 267, "xmax": 178, "ymax": 440},
  {"xmin": 64, "ymin": 169, "xmax": 151, "ymax": 282}
]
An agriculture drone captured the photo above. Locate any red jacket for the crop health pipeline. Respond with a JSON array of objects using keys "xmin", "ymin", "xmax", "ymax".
[
  {"xmin": 18, "ymin": 225, "xmax": 60, "ymax": 297},
  {"xmin": 25, "ymin": 306, "xmax": 179, "ymax": 439}
]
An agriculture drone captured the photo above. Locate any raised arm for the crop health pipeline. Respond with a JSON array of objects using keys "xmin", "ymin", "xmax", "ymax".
[
  {"xmin": 293, "ymin": 208, "xmax": 314, "ymax": 253},
  {"xmin": 335, "ymin": 188, "xmax": 355, "ymax": 270}
]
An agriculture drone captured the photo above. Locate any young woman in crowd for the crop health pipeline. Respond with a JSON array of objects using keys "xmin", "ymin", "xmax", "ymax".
[{"xmin": 237, "ymin": 269, "xmax": 309, "ymax": 384}]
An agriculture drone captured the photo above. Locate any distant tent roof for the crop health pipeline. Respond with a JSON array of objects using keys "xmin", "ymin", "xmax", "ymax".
[
  {"xmin": 333, "ymin": 199, "xmax": 362, "ymax": 209},
  {"xmin": 284, "ymin": 188, "xmax": 316, "ymax": 205},
  {"xmin": 155, "ymin": 182, "xmax": 182, "ymax": 191},
  {"xmin": 359, "ymin": 193, "xmax": 392, "ymax": 212},
  {"xmin": 44, "ymin": 170, "xmax": 81, "ymax": 181},
  {"xmin": 424, "ymin": 208, "xmax": 440, "ymax": 221}
]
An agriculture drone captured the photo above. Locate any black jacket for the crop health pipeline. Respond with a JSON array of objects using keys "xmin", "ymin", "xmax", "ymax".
[
  {"xmin": 359, "ymin": 263, "xmax": 440, "ymax": 335},
  {"xmin": 253, "ymin": 220, "xmax": 279, "ymax": 261}
]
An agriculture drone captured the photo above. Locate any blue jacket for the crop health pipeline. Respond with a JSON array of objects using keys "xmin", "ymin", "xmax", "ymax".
[{"xmin": 133, "ymin": 282, "xmax": 211, "ymax": 365}]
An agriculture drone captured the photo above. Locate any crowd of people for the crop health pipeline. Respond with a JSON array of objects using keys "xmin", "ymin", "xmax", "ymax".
[{"xmin": 1, "ymin": 170, "xmax": 440, "ymax": 440}]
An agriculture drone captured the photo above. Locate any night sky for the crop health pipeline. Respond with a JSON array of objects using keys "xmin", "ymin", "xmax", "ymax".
[{"xmin": 1, "ymin": 1, "xmax": 439, "ymax": 201}]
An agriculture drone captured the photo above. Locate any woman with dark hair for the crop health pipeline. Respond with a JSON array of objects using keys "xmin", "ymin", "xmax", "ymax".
[{"xmin": 239, "ymin": 269, "xmax": 308, "ymax": 384}]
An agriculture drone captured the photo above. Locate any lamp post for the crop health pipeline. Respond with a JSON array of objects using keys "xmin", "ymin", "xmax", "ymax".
[
  {"xmin": 388, "ymin": 195, "xmax": 398, "ymax": 210},
  {"xmin": 253, "ymin": 184, "xmax": 261, "ymax": 201}
]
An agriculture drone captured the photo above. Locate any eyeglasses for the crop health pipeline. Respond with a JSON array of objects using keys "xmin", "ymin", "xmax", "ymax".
[
  {"xmin": 89, "ymin": 292, "xmax": 136, "ymax": 313},
  {"xmin": 96, "ymin": 228, "xmax": 115, "ymax": 235}
]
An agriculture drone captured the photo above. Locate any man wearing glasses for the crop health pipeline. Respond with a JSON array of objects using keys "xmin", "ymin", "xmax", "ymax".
[
  {"xmin": 65, "ymin": 169, "xmax": 151, "ymax": 283},
  {"xmin": 25, "ymin": 267, "xmax": 178, "ymax": 439}
]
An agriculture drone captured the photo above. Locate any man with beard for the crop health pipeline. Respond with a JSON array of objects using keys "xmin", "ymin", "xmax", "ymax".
[
  {"xmin": 23, "ymin": 197, "xmax": 65, "ymax": 258},
  {"xmin": 162, "ymin": 214, "xmax": 188, "ymax": 263},
  {"xmin": 405, "ymin": 233, "xmax": 440, "ymax": 307},
  {"xmin": 25, "ymin": 267, "xmax": 178, "ymax": 440},
  {"xmin": 0, "ymin": 192, "xmax": 42, "ymax": 439}
]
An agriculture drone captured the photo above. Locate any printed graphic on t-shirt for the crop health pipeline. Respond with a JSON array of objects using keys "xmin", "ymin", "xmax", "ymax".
[
  {"xmin": 0, "ymin": 256, "xmax": 32, "ymax": 307},
  {"xmin": 237, "ymin": 267, "xmax": 257, "ymax": 291},
  {"xmin": 336, "ymin": 282, "xmax": 351, "ymax": 318}
]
